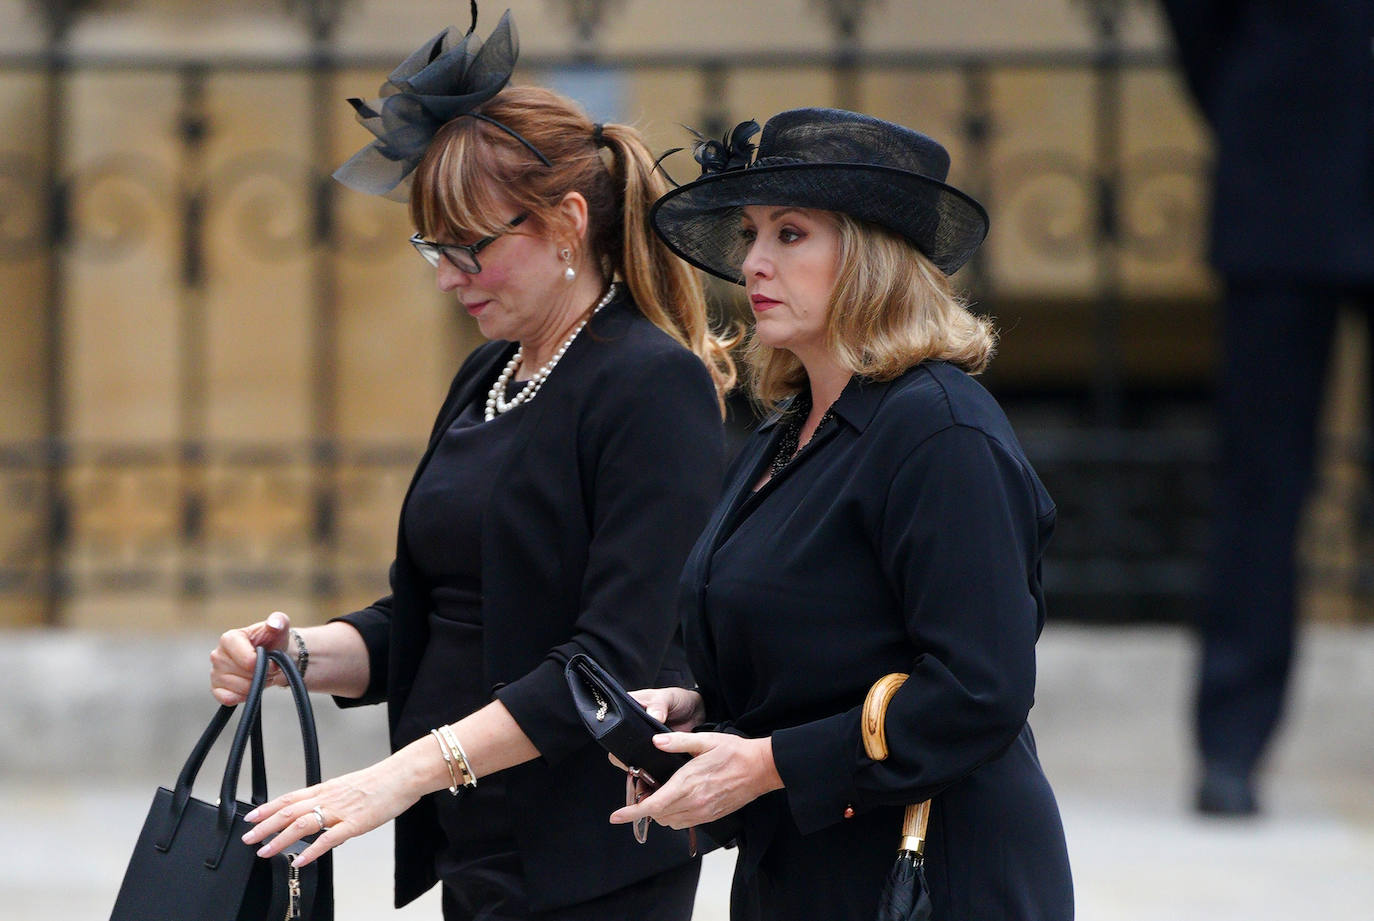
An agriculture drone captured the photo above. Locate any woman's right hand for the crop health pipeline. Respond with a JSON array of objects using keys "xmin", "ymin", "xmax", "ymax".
[
  {"xmin": 629, "ymin": 687, "xmax": 705, "ymax": 732},
  {"xmin": 210, "ymin": 611, "xmax": 292, "ymax": 706}
]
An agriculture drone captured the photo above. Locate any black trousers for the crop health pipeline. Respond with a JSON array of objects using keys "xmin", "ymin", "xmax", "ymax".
[
  {"xmin": 440, "ymin": 855, "xmax": 700, "ymax": 921},
  {"xmin": 1195, "ymin": 279, "xmax": 1372, "ymax": 774}
]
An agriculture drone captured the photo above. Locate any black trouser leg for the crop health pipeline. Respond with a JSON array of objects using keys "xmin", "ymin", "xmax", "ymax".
[{"xmin": 1195, "ymin": 279, "xmax": 1340, "ymax": 776}]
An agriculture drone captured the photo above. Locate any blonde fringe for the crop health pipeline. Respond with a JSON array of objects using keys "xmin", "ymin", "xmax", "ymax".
[{"xmin": 408, "ymin": 85, "xmax": 736, "ymax": 412}]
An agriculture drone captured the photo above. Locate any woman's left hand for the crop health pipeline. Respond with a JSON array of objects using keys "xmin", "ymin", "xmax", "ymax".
[
  {"xmin": 608, "ymin": 731, "xmax": 783, "ymax": 830},
  {"xmin": 240, "ymin": 753, "xmax": 426, "ymax": 868}
]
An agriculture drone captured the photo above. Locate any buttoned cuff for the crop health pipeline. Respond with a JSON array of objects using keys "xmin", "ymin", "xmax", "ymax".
[{"xmin": 770, "ymin": 709, "xmax": 863, "ymax": 835}]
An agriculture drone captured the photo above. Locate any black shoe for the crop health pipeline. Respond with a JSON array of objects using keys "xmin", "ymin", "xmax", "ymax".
[{"xmin": 1195, "ymin": 768, "xmax": 1259, "ymax": 816}]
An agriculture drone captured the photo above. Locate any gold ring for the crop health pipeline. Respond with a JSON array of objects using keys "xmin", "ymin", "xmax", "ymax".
[{"xmin": 312, "ymin": 806, "xmax": 328, "ymax": 832}]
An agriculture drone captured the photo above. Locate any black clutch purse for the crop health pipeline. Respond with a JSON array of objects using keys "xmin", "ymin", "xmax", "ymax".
[
  {"xmin": 109, "ymin": 646, "xmax": 333, "ymax": 921},
  {"xmin": 565, "ymin": 653, "xmax": 689, "ymax": 787},
  {"xmin": 566, "ymin": 653, "xmax": 751, "ymax": 853}
]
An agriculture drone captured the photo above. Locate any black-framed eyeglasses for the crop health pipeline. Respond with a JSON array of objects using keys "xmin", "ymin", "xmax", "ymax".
[{"xmin": 409, "ymin": 213, "xmax": 529, "ymax": 274}]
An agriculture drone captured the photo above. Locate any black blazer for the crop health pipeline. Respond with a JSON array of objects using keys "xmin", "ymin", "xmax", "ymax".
[
  {"xmin": 1162, "ymin": 0, "xmax": 1374, "ymax": 281},
  {"xmin": 681, "ymin": 363, "xmax": 1073, "ymax": 920},
  {"xmin": 337, "ymin": 295, "xmax": 724, "ymax": 910}
]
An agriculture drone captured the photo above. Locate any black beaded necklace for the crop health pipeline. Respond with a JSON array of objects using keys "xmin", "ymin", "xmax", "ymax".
[{"xmin": 768, "ymin": 392, "xmax": 835, "ymax": 479}]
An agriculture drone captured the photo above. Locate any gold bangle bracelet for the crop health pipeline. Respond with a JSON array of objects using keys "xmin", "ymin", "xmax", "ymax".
[
  {"xmin": 430, "ymin": 728, "xmax": 461, "ymax": 795},
  {"xmin": 437, "ymin": 724, "xmax": 477, "ymax": 788}
]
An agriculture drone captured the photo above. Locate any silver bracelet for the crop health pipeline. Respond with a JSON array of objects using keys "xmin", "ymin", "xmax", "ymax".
[{"xmin": 289, "ymin": 628, "xmax": 309, "ymax": 678}]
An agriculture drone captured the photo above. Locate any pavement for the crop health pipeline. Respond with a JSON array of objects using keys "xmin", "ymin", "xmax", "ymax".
[{"xmin": 2, "ymin": 622, "xmax": 1372, "ymax": 920}]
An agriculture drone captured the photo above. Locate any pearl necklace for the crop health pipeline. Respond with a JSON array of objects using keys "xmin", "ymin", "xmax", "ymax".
[{"xmin": 484, "ymin": 285, "xmax": 617, "ymax": 422}]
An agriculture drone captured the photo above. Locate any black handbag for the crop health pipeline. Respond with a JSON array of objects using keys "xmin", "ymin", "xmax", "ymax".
[{"xmin": 109, "ymin": 646, "xmax": 334, "ymax": 921}]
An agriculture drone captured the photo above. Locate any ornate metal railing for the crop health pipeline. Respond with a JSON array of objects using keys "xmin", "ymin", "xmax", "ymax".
[{"xmin": 1, "ymin": 0, "xmax": 1368, "ymax": 627}]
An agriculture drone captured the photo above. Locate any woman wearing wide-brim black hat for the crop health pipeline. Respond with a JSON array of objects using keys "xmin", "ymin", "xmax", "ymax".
[{"xmin": 614, "ymin": 108, "xmax": 1075, "ymax": 920}]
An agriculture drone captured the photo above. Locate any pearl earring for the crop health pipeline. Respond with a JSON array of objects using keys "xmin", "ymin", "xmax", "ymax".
[{"xmin": 561, "ymin": 248, "xmax": 576, "ymax": 281}]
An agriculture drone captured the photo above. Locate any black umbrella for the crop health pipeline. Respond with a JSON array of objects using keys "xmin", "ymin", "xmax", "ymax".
[
  {"xmin": 874, "ymin": 800, "xmax": 932, "ymax": 921},
  {"xmin": 861, "ymin": 673, "xmax": 934, "ymax": 921}
]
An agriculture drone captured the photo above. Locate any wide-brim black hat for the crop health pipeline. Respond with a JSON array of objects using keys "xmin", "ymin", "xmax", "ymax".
[{"xmin": 651, "ymin": 107, "xmax": 989, "ymax": 282}]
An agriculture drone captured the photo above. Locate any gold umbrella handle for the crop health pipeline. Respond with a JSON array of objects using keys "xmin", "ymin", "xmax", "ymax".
[{"xmin": 861, "ymin": 672, "xmax": 932, "ymax": 856}]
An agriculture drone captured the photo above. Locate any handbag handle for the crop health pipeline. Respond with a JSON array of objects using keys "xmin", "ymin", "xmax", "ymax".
[
  {"xmin": 219, "ymin": 647, "xmax": 321, "ymax": 833},
  {"xmin": 861, "ymin": 672, "xmax": 932, "ymax": 857},
  {"xmin": 166, "ymin": 662, "xmax": 269, "ymax": 832},
  {"xmin": 162, "ymin": 646, "xmax": 319, "ymax": 848}
]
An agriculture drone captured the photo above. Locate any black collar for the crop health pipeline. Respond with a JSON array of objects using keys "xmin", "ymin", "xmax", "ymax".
[{"xmin": 756, "ymin": 369, "xmax": 909, "ymax": 434}]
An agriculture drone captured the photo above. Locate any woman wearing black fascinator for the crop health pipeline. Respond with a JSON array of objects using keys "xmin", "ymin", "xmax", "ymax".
[
  {"xmin": 208, "ymin": 4, "xmax": 734, "ymax": 918},
  {"xmin": 612, "ymin": 108, "xmax": 1074, "ymax": 919}
]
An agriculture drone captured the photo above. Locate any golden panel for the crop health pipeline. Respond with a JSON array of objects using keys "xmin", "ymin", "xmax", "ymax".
[
  {"xmin": 860, "ymin": 71, "xmax": 970, "ymax": 162},
  {"xmin": 63, "ymin": 594, "xmax": 183, "ymax": 629},
  {"xmin": 63, "ymin": 457, "xmax": 180, "ymax": 569},
  {"xmin": 0, "ymin": 70, "xmax": 49, "ymax": 443},
  {"xmin": 202, "ymin": 590, "xmax": 317, "ymax": 632},
  {"xmin": 334, "ymin": 456, "xmax": 415, "ymax": 575},
  {"xmin": 0, "ymin": 459, "xmax": 46, "ymax": 623},
  {"xmin": 334, "ymin": 222, "xmax": 459, "ymax": 441},
  {"xmin": 1116, "ymin": 68, "xmax": 1213, "ymax": 299},
  {"xmin": 202, "ymin": 70, "xmax": 316, "ymax": 442},
  {"xmin": 986, "ymin": 67, "xmax": 1097, "ymax": 298},
  {"xmin": 624, "ymin": 69, "xmax": 707, "ymax": 153},
  {"xmin": 203, "ymin": 459, "xmax": 312, "ymax": 568},
  {"xmin": 715, "ymin": 67, "xmax": 835, "ymax": 130},
  {"xmin": 61, "ymin": 455, "xmax": 182, "ymax": 628},
  {"xmin": 63, "ymin": 70, "xmax": 183, "ymax": 443}
]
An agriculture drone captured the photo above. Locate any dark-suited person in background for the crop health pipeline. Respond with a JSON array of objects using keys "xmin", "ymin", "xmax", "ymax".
[
  {"xmin": 206, "ymin": 9, "xmax": 736, "ymax": 920},
  {"xmin": 612, "ymin": 108, "xmax": 1073, "ymax": 921},
  {"xmin": 1161, "ymin": 0, "xmax": 1374, "ymax": 815}
]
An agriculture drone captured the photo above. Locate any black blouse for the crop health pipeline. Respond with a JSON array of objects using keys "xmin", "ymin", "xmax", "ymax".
[
  {"xmin": 394, "ymin": 384, "xmax": 535, "ymax": 892},
  {"xmin": 402, "ymin": 382, "xmax": 528, "ymax": 602}
]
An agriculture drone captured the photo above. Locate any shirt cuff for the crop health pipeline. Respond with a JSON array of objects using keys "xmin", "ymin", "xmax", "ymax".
[{"xmin": 770, "ymin": 709, "xmax": 863, "ymax": 835}]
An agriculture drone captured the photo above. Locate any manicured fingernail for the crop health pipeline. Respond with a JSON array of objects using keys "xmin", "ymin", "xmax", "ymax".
[
  {"xmin": 267, "ymin": 612, "xmax": 286, "ymax": 629},
  {"xmin": 244, "ymin": 809, "xmax": 259, "ymax": 822},
  {"xmin": 257, "ymin": 844, "xmax": 271, "ymax": 857}
]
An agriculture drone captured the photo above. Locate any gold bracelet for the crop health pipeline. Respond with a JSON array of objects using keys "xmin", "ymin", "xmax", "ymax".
[
  {"xmin": 437, "ymin": 724, "xmax": 477, "ymax": 788},
  {"xmin": 430, "ymin": 729, "xmax": 461, "ymax": 795}
]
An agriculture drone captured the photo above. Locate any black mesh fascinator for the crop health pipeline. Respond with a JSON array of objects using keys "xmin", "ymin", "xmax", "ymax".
[
  {"xmin": 333, "ymin": 5, "xmax": 543, "ymax": 201},
  {"xmin": 650, "ymin": 108, "xmax": 989, "ymax": 281}
]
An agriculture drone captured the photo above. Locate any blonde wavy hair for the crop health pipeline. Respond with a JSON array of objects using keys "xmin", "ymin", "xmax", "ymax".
[
  {"xmin": 408, "ymin": 85, "xmax": 737, "ymax": 407},
  {"xmin": 743, "ymin": 213, "xmax": 996, "ymax": 411}
]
